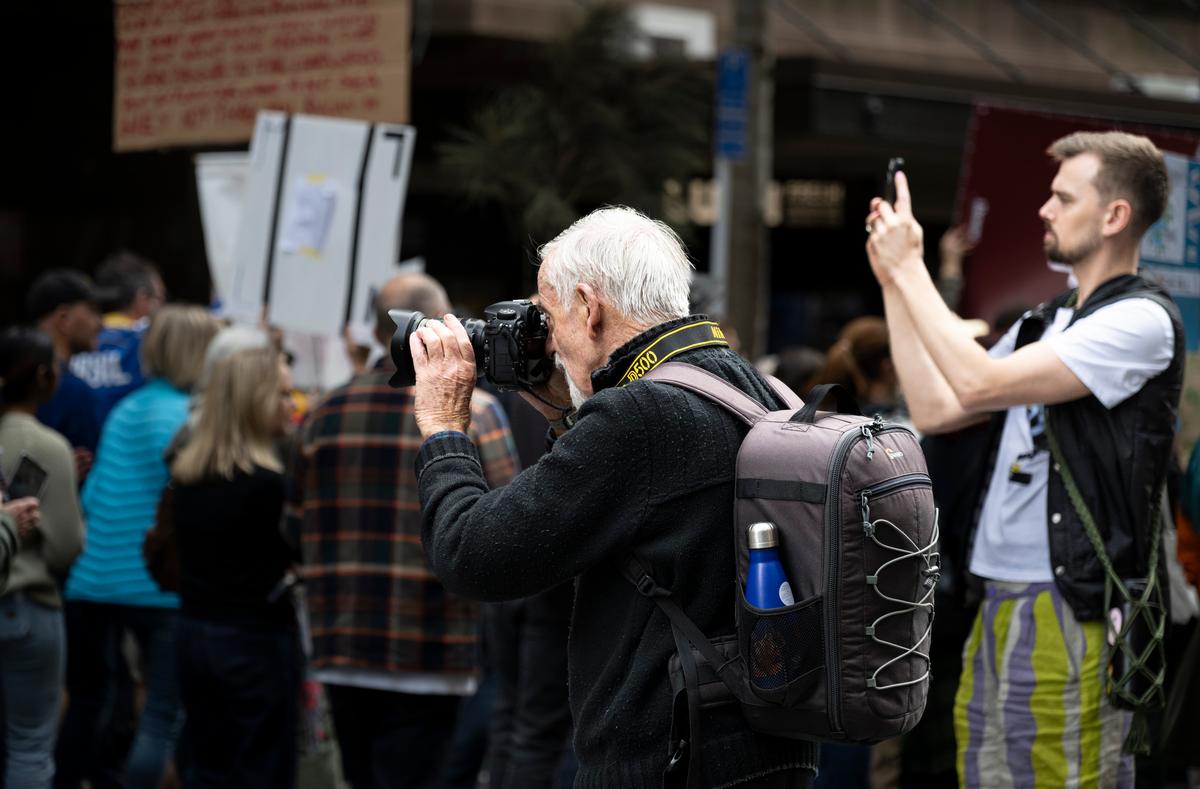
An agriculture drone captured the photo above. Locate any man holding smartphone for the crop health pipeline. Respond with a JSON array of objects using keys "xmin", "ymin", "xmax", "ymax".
[{"xmin": 865, "ymin": 133, "xmax": 1180, "ymax": 787}]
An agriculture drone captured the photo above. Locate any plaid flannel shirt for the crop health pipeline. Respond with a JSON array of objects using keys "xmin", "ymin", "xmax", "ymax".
[{"xmin": 285, "ymin": 366, "xmax": 518, "ymax": 676}]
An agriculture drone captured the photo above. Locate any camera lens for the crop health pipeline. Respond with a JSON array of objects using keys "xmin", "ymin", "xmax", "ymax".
[
  {"xmin": 386, "ymin": 300, "xmax": 547, "ymax": 390},
  {"xmin": 387, "ymin": 309, "xmax": 428, "ymax": 388},
  {"xmin": 386, "ymin": 309, "xmax": 488, "ymax": 388}
]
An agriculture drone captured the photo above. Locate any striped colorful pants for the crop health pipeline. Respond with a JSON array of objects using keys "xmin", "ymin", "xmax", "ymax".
[{"xmin": 954, "ymin": 581, "xmax": 1133, "ymax": 789}]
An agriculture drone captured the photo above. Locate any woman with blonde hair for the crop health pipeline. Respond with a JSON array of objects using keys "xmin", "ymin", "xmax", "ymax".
[
  {"xmin": 56, "ymin": 305, "xmax": 219, "ymax": 789},
  {"xmin": 171, "ymin": 347, "xmax": 301, "ymax": 788}
]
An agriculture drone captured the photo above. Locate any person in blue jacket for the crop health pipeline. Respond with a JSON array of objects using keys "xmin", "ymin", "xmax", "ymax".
[
  {"xmin": 70, "ymin": 251, "xmax": 165, "ymax": 427},
  {"xmin": 28, "ymin": 271, "xmax": 103, "ymax": 471}
]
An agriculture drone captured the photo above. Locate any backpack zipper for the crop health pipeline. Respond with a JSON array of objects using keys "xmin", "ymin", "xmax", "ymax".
[
  {"xmin": 860, "ymin": 473, "xmax": 932, "ymax": 500},
  {"xmin": 824, "ymin": 422, "xmax": 913, "ymax": 734},
  {"xmin": 860, "ymin": 473, "xmax": 933, "ymax": 536}
]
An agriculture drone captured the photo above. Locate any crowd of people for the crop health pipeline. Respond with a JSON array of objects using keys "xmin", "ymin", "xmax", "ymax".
[{"xmin": 0, "ymin": 129, "xmax": 1197, "ymax": 789}]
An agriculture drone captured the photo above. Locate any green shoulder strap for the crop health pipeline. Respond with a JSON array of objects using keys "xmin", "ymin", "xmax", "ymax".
[{"xmin": 1043, "ymin": 414, "xmax": 1165, "ymax": 754}]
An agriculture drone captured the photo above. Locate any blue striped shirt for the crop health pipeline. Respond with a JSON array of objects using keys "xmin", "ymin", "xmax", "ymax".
[{"xmin": 65, "ymin": 378, "xmax": 189, "ymax": 608}]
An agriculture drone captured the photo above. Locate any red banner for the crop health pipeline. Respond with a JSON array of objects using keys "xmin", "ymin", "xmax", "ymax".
[{"xmin": 955, "ymin": 105, "xmax": 1200, "ymax": 328}]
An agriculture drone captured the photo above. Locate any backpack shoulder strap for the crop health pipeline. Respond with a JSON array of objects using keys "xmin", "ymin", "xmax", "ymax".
[
  {"xmin": 643, "ymin": 362, "xmax": 770, "ymax": 426},
  {"xmin": 765, "ymin": 375, "xmax": 803, "ymax": 409},
  {"xmin": 621, "ymin": 555, "xmax": 749, "ymax": 694}
]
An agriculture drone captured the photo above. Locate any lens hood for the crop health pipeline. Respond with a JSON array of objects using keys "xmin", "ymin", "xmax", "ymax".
[{"xmin": 387, "ymin": 309, "xmax": 426, "ymax": 387}]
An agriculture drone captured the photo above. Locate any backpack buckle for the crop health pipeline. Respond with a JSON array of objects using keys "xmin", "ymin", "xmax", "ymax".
[
  {"xmin": 636, "ymin": 574, "xmax": 671, "ymax": 599},
  {"xmin": 667, "ymin": 740, "xmax": 688, "ymax": 768}
]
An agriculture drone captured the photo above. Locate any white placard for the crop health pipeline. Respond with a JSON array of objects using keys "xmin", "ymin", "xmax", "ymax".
[
  {"xmin": 345, "ymin": 125, "xmax": 418, "ymax": 340},
  {"xmin": 215, "ymin": 112, "xmax": 417, "ymax": 343},
  {"xmin": 226, "ymin": 112, "xmax": 289, "ymax": 324},
  {"xmin": 194, "ymin": 152, "xmax": 250, "ymax": 309},
  {"xmin": 267, "ymin": 115, "xmax": 371, "ymax": 336}
]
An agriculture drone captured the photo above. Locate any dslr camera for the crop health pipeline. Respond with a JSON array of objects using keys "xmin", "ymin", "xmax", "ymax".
[{"xmin": 387, "ymin": 299, "xmax": 553, "ymax": 390}]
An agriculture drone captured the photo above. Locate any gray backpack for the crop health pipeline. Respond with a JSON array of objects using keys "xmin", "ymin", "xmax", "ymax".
[{"xmin": 625, "ymin": 363, "xmax": 938, "ymax": 782}]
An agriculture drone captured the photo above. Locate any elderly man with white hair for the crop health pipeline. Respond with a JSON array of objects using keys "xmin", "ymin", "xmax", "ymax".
[{"xmin": 411, "ymin": 207, "xmax": 818, "ymax": 789}]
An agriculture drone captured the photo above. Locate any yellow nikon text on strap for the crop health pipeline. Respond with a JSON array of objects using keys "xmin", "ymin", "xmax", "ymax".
[{"xmin": 619, "ymin": 321, "xmax": 730, "ymax": 385}]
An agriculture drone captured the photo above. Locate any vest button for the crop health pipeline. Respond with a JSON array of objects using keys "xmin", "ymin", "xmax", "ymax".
[
  {"xmin": 1051, "ymin": 512, "xmax": 1062, "ymax": 524},
  {"xmin": 1055, "ymin": 565, "xmax": 1066, "ymax": 577},
  {"xmin": 1053, "ymin": 463, "xmax": 1061, "ymax": 473}
]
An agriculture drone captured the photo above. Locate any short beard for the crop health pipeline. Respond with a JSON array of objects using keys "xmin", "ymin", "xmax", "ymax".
[
  {"xmin": 1045, "ymin": 228, "xmax": 1102, "ymax": 266},
  {"xmin": 555, "ymin": 355, "xmax": 589, "ymax": 411}
]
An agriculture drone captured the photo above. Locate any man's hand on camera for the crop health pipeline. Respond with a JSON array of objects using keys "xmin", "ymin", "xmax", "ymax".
[
  {"xmin": 412, "ymin": 314, "xmax": 476, "ymax": 439},
  {"xmin": 865, "ymin": 171, "xmax": 925, "ymax": 287}
]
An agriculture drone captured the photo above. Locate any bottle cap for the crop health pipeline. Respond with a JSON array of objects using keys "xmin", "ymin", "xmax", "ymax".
[{"xmin": 748, "ymin": 522, "xmax": 778, "ymax": 550}]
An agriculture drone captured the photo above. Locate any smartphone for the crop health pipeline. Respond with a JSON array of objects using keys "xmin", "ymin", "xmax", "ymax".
[
  {"xmin": 966, "ymin": 196, "xmax": 989, "ymax": 245},
  {"xmin": 885, "ymin": 157, "xmax": 905, "ymax": 205},
  {"xmin": 7, "ymin": 454, "xmax": 49, "ymax": 500}
]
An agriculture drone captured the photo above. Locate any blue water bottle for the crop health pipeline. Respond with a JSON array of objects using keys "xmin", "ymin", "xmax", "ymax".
[{"xmin": 746, "ymin": 522, "xmax": 794, "ymax": 609}]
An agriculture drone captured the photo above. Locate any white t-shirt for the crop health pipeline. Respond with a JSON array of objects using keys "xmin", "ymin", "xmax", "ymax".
[{"xmin": 968, "ymin": 298, "xmax": 1175, "ymax": 582}]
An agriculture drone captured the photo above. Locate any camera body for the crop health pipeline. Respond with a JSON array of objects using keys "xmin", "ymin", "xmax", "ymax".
[{"xmin": 387, "ymin": 299, "xmax": 553, "ymax": 390}]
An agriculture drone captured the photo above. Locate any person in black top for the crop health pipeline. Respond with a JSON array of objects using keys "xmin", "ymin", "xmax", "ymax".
[
  {"xmin": 171, "ymin": 348, "xmax": 300, "ymax": 788},
  {"xmin": 27, "ymin": 270, "xmax": 104, "ymax": 475},
  {"xmin": 410, "ymin": 207, "xmax": 818, "ymax": 789}
]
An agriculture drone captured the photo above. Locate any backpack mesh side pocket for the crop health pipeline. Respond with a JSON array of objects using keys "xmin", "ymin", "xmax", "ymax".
[{"xmin": 740, "ymin": 589, "xmax": 825, "ymax": 703}]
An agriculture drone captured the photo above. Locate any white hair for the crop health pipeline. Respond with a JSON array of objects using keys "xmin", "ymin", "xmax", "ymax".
[{"xmin": 539, "ymin": 206, "xmax": 693, "ymax": 326}]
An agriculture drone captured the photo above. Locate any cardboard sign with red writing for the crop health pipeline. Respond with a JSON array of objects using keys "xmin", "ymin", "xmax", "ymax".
[{"xmin": 114, "ymin": 0, "xmax": 410, "ymax": 152}]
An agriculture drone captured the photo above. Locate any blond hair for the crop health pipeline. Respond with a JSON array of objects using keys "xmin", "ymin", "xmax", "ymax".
[
  {"xmin": 172, "ymin": 348, "xmax": 283, "ymax": 484},
  {"xmin": 141, "ymin": 305, "xmax": 220, "ymax": 392},
  {"xmin": 1047, "ymin": 131, "xmax": 1169, "ymax": 238}
]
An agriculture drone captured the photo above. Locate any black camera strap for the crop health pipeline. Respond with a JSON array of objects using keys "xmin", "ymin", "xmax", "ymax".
[
  {"xmin": 521, "ymin": 384, "xmax": 576, "ymax": 424},
  {"xmin": 617, "ymin": 321, "xmax": 730, "ymax": 386}
]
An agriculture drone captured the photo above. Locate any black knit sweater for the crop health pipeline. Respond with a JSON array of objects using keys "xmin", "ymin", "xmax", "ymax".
[{"xmin": 417, "ymin": 317, "xmax": 818, "ymax": 789}]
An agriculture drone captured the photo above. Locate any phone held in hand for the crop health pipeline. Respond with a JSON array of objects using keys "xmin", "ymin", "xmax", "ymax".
[
  {"xmin": 6, "ymin": 454, "xmax": 49, "ymax": 501},
  {"xmin": 885, "ymin": 157, "xmax": 905, "ymax": 205}
]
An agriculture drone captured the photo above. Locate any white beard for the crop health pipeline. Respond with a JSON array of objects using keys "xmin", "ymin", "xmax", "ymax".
[{"xmin": 555, "ymin": 355, "xmax": 589, "ymax": 410}]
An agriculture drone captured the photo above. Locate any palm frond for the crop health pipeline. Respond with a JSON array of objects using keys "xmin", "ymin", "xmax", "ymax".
[{"xmin": 437, "ymin": 2, "xmax": 709, "ymax": 244}]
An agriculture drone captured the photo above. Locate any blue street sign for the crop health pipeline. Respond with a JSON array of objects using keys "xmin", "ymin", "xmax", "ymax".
[{"xmin": 716, "ymin": 49, "xmax": 748, "ymax": 161}]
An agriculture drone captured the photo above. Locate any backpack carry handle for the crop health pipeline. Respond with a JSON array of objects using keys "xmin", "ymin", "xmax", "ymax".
[{"xmin": 790, "ymin": 383, "xmax": 862, "ymax": 424}]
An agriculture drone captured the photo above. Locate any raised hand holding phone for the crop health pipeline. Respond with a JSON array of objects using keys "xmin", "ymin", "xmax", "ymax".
[
  {"xmin": 885, "ymin": 157, "xmax": 905, "ymax": 205},
  {"xmin": 866, "ymin": 165, "xmax": 925, "ymax": 286}
]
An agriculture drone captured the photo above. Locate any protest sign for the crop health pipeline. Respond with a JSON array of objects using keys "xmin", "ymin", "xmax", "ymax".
[
  {"xmin": 194, "ymin": 151, "xmax": 250, "ymax": 309},
  {"xmin": 115, "ymin": 0, "xmax": 409, "ymax": 151},
  {"xmin": 214, "ymin": 112, "xmax": 416, "ymax": 338}
]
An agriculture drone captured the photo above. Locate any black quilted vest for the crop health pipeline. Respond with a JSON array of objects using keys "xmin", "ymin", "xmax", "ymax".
[{"xmin": 974, "ymin": 274, "xmax": 1184, "ymax": 621}]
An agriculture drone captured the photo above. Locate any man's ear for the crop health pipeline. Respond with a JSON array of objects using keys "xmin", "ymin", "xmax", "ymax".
[
  {"xmin": 46, "ymin": 306, "xmax": 69, "ymax": 335},
  {"xmin": 577, "ymin": 282, "xmax": 603, "ymax": 340},
  {"xmin": 1102, "ymin": 199, "xmax": 1133, "ymax": 238}
]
